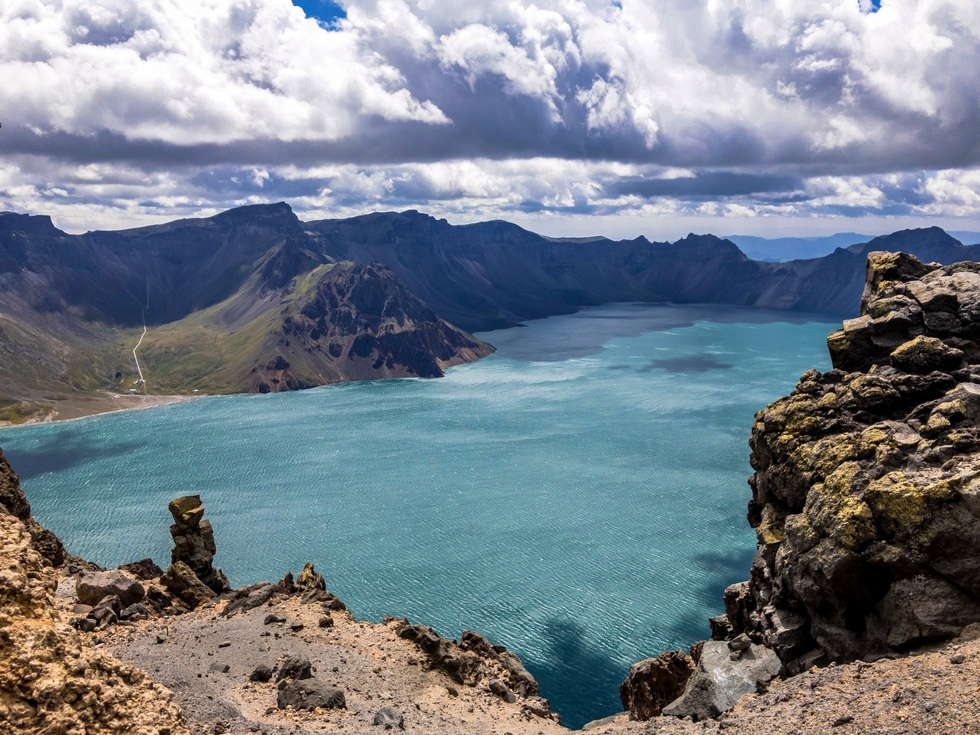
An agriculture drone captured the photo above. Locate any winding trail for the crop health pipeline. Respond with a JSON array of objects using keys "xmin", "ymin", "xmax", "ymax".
[{"xmin": 132, "ymin": 312, "xmax": 147, "ymax": 387}]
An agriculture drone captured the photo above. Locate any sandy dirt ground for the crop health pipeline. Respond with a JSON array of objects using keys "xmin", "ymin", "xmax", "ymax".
[
  {"xmin": 0, "ymin": 392, "xmax": 202, "ymax": 426},
  {"xmin": 93, "ymin": 592, "xmax": 571, "ymax": 735},
  {"xmin": 64, "ymin": 578, "xmax": 980, "ymax": 735}
]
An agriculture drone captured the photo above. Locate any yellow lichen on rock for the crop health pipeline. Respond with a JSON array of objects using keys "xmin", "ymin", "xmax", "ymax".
[{"xmin": 0, "ymin": 513, "xmax": 190, "ymax": 735}]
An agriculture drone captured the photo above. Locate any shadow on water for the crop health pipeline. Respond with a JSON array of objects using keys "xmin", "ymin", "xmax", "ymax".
[
  {"xmin": 640, "ymin": 354, "xmax": 734, "ymax": 373},
  {"xmin": 532, "ymin": 618, "xmax": 627, "ymax": 729},
  {"xmin": 0, "ymin": 428, "xmax": 143, "ymax": 480},
  {"xmin": 689, "ymin": 547, "xmax": 757, "ymax": 610}
]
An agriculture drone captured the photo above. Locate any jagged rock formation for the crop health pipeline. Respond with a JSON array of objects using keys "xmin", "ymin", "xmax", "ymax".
[
  {"xmin": 620, "ymin": 649, "xmax": 696, "ymax": 719},
  {"xmin": 0, "ymin": 448, "xmax": 64, "ymax": 566},
  {"xmin": 725, "ymin": 251, "xmax": 980, "ymax": 667},
  {"xmin": 394, "ymin": 621, "xmax": 556, "ymax": 719},
  {"xmin": 264, "ymin": 261, "xmax": 494, "ymax": 388},
  {"xmin": 5, "ymin": 203, "xmax": 979, "ymax": 423},
  {"xmin": 0, "ymin": 454, "xmax": 189, "ymax": 734},
  {"xmin": 167, "ymin": 494, "xmax": 229, "ymax": 594}
]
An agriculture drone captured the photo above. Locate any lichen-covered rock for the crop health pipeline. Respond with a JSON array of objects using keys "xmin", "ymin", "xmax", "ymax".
[
  {"xmin": 296, "ymin": 561, "xmax": 326, "ymax": 591},
  {"xmin": 620, "ymin": 649, "xmax": 696, "ymax": 720},
  {"xmin": 0, "ymin": 501, "xmax": 189, "ymax": 733},
  {"xmin": 731, "ymin": 252, "xmax": 980, "ymax": 666}
]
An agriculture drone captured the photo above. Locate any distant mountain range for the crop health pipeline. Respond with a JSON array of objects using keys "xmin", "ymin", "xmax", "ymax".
[
  {"xmin": 726, "ymin": 231, "xmax": 980, "ymax": 261},
  {"xmin": 2, "ymin": 202, "xmax": 978, "ymax": 421}
]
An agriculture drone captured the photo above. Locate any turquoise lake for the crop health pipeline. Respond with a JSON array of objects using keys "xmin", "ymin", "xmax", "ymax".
[{"xmin": 0, "ymin": 303, "xmax": 835, "ymax": 727}]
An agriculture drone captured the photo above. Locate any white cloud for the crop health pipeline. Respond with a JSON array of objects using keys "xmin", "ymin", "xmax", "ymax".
[
  {"xmin": 2, "ymin": 0, "xmax": 980, "ymax": 231},
  {"xmin": 0, "ymin": 0, "xmax": 448, "ymax": 146}
]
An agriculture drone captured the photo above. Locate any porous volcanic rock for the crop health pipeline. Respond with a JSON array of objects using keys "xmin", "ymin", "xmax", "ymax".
[
  {"xmin": 0, "ymin": 447, "xmax": 65, "ymax": 566},
  {"xmin": 729, "ymin": 252, "xmax": 980, "ymax": 667},
  {"xmin": 394, "ymin": 620, "xmax": 553, "ymax": 716},
  {"xmin": 0, "ymin": 477, "xmax": 189, "ymax": 733},
  {"xmin": 620, "ymin": 650, "xmax": 696, "ymax": 720},
  {"xmin": 168, "ymin": 494, "xmax": 229, "ymax": 594}
]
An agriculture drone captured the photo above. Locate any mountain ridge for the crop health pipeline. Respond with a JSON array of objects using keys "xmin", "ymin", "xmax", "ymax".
[{"xmin": 2, "ymin": 202, "xmax": 977, "ymax": 421}]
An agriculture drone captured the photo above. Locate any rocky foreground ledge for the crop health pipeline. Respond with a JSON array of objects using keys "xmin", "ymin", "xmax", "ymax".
[{"xmin": 3, "ymin": 251, "xmax": 980, "ymax": 734}]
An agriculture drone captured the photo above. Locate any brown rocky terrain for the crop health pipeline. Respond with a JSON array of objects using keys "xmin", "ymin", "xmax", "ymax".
[{"xmin": 0, "ymin": 449, "xmax": 190, "ymax": 734}]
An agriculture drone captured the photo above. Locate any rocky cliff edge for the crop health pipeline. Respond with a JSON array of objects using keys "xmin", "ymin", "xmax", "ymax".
[
  {"xmin": 0, "ymin": 448, "xmax": 190, "ymax": 734},
  {"xmin": 735, "ymin": 251, "xmax": 980, "ymax": 667}
]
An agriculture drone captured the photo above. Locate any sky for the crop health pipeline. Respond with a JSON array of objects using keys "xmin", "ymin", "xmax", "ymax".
[{"xmin": 2, "ymin": 0, "xmax": 980, "ymax": 239}]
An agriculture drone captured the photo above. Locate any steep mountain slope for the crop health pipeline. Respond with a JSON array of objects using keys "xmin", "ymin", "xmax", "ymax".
[
  {"xmin": 136, "ymin": 261, "xmax": 492, "ymax": 394},
  {"xmin": 0, "ymin": 205, "xmax": 491, "ymax": 420}
]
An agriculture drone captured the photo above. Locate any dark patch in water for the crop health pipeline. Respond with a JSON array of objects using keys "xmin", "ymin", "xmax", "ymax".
[
  {"xmin": 531, "ymin": 618, "xmax": 626, "ymax": 729},
  {"xmin": 0, "ymin": 428, "xmax": 142, "ymax": 480}
]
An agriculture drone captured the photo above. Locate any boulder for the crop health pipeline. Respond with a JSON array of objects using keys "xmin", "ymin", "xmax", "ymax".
[
  {"xmin": 89, "ymin": 595, "xmax": 122, "ymax": 627},
  {"xmin": 276, "ymin": 655, "xmax": 313, "ymax": 682},
  {"xmin": 76, "ymin": 570, "xmax": 145, "ymax": 608},
  {"xmin": 222, "ymin": 582, "xmax": 277, "ymax": 617},
  {"xmin": 620, "ymin": 650, "xmax": 696, "ymax": 720},
  {"xmin": 277, "ymin": 679, "xmax": 346, "ymax": 711},
  {"xmin": 249, "ymin": 665, "xmax": 273, "ymax": 683},
  {"xmin": 661, "ymin": 641, "xmax": 780, "ymax": 721},
  {"xmin": 161, "ymin": 561, "xmax": 215, "ymax": 609},
  {"xmin": 118, "ymin": 558, "xmax": 164, "ymax": 580},
  {"xmin": 372, "ymin": 706, "xmax": 405, "ymax": 729},
  {"xmin": 120, "ymin": 602, "xmax": 151, "ymax": 621}
]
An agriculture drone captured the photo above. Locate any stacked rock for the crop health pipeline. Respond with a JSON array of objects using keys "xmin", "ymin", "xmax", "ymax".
[{"xmin": 168, "ymin": 495, "xmax": 229, "ymax": 595}]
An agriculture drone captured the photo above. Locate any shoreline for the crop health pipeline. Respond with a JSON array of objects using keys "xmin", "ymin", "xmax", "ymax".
[{"xmin": 0, "ymin": 392, "xmax": 205, "ymax": 428}]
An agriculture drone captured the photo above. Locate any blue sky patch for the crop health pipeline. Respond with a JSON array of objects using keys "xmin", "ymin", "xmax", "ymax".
[{"xmin": 292, "ymin": 0, "xmax": 346, "ymax": 25}]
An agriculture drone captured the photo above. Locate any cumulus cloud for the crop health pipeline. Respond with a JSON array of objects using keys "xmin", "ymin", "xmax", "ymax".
[{"xmin": 2, "ymin": 0, "xmax": 980, "ymax": 232}]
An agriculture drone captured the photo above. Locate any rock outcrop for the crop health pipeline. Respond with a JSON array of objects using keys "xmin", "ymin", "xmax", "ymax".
[
  {"xmin": 661, "ymin": 641, "xmax": 781, "ymax": 721},
  {"xmin": 620, "ymin": 649, "xmax": 696, "ymax": 719},
  {"xmin": 394, "ymin": 620, "xmax": 556, "ymax": 719},
  {"xmin": 0, "ymin": 458, "xmax": 189, "ymax": 734},
  {"xmin": 725, "ymin": 252, "xmax": 980, "ymax": 667},
  {"xmin": 167, "ymin": 494, "xmax": 229, "ymax": 594},
  {"xmin": 0, "ymin": 448, "xmax": 65, "ymax": 566}
]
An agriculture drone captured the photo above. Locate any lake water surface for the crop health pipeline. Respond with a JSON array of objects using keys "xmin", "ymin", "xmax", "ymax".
[{"xmin": 0, "ymin": 303, "xmax": 835, "ymax": 727}]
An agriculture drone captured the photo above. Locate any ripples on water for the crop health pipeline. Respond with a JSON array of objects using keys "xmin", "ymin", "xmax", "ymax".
[{"xmin": 0, "ymin": 303, "xmax": 834, "ymax": 727}]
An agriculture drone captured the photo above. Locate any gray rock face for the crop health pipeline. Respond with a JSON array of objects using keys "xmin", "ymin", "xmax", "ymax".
[
  {"xmin": 662, "ymin": 641, "xmax": 781, "ymax": 721},
  {"xmin": 76, "ymin": 570, "xmax": 145, "ymax": 608},
  {"xmin": 168, "ymin": 495, "xmax": 229, "ymax": 594},
  {"xmin": 620, "ymin": 650, "xmax": 696, "ymax": 720},
  {"xmin": 276, "ymin": 679, "xmax": 346, "ymax": 711}
]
